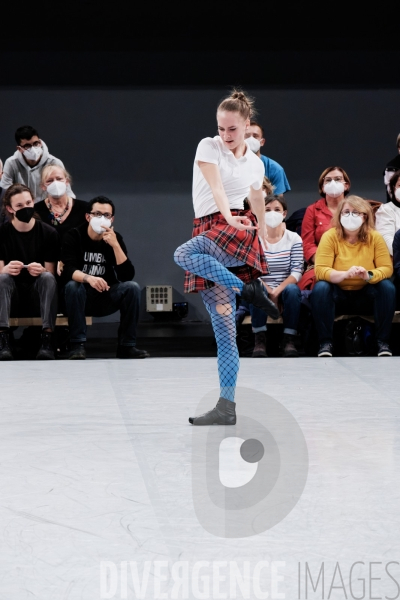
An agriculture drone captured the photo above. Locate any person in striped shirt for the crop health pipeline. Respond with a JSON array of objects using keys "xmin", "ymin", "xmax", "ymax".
[{"xmin": 244, "ymin": 194, "xmax": 304, "ymax": 357}]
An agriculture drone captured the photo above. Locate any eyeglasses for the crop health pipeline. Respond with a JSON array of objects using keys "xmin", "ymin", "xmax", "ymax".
[
  {"xmin": 341, "ymin": 210, "xmax": 364, "ymax": 218},
  {"xmin": 90, "ymin": 211, "xmax": 113, "ymax": 219},
  {"xmin": 19, "ymin": 140, "xmax": 42, "ymax": 150},
  {"xmin": 324, "ymin": 177, "xmax": 345, "ymax": 183}
]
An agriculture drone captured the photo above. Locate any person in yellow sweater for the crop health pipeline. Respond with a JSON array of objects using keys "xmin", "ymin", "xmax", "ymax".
[{"xmin": 311, "ymin": 195, "xmax": 396, "ymax": 357}]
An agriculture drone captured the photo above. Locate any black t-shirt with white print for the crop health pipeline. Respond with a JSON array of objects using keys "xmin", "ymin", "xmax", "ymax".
[
  {"xmin": 61, "ymin": 223, "xmax": 135, "ymax": 285},
  {"xmin": 0, "ymin": 219, "xmax": 60, "ymax": 284}
]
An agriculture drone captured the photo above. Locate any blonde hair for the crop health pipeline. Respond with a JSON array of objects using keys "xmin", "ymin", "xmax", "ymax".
[
  {"xmin": 217, "ymin": 88, "xmax": 256, "ymax": 121},
  {"xmin": 41, "ymin": 164, "xmax": 71, "ymax": 185},
  {"xmin": 262, "ymin": 176, "xmax": 275, "ymax": 196},
  {"xmin": 332, "ymin": 195, "xmax": 375, "ymax": 244}
]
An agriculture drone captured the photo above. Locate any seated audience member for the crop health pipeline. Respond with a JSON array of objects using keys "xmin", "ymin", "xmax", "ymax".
[
  {"xmin": 243, "ymin": 195, "xmax": 304, "ymax": 358},
  {"xmin": 61, "ymin": 196, "xmax": 149, "ymax": 360},
  {"xmin": 392, "ymin": 228, "xmax": 400, "ymax": 307},
  {"xmin": 383, "ymin": 133, "xmax": 400, "ymax": 203},
  {"xmin": 375, "ymin": 169, "xmax": 400, "ymax": 255},
  {"xmin": 0, "ymin": 126, "xmax": 75, "ymax": 203},
  {"xmin": 311, "ymin": 196, "xmax": 395, "ymax": 358},
  {"xmin": 0, "ymin": 184, "xmax": 59, "ymax": 361},
  {"xmin": 35, "ymin": 166, "xmax": 88, "ymax": 241},
  {"xmin": 300, "ymin": 166, "xmax": 351, "ymax": 290},
  {"xmin": 245, "ymin": 121, "xmax": 290, "ymax": 196}
]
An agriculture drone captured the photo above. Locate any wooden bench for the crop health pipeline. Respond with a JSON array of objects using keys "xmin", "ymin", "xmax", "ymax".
[
  {"xmin": 9, "ymin": 316, "xmax": 93, "ymax": 327},
  {"xmin": 242, "ymin": 312, "xmax": 400, "ymax": 326}
]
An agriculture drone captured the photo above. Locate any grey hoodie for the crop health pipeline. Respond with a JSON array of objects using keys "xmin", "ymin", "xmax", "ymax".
[{"xmin": 0, "ymin": 140, "xmax": 75, "ymax": 203}]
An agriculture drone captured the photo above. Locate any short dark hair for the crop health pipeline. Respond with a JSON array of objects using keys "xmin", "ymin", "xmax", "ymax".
[
  {"xmin": 389, "ymin": 170, "xmax": 400, "ymax": 199},
  {"xmin": 250, "ymin": 120, "xmax": 264, "ymax": 138},
  {"xmin": 3, "ymin": 183, "xmax": 35, "ymax": 219},
  {"xmin": 15, "ymin": 126, "xmax": 39, "ymax": 145},
  {"xmin": 87, "ymin": 195, "xmax": 115, "ymax": 216},
  {"xmin": 265, "ymin": 194, "xmax": 287, "ymax": 212}
]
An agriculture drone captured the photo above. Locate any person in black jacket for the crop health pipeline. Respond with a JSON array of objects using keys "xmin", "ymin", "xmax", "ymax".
[{"xmin": 61, "ymin": 196, "xmax": 149, "ymax": 360}]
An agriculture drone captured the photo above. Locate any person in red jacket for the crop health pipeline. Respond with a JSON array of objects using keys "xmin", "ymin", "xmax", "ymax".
[{"xmin": 299, "ymin": 166, "xmax": 351, "ymax": 290}]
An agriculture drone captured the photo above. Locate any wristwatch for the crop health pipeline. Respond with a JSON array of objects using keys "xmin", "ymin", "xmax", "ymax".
[{"xmin": 367, "ymin": 270, "xmax": 374, "ymax": 282}]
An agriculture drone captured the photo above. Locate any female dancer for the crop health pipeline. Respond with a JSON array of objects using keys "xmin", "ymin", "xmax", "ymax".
[{"xmin": 174, "ymin": 90, "xmax": 279, "ymax": 425}]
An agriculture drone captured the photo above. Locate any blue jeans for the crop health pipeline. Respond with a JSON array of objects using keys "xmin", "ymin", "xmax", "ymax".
[
  {"xmin": 310, "ymin": 280, "xmax": 396, "ymax": 344},
  {"xmin": 64, "ymin": 280, "xmax": 141, "ymax": 345},
  {"xmin": 244, "ymin": 283, "xmax": 302, "ymax": 335}
]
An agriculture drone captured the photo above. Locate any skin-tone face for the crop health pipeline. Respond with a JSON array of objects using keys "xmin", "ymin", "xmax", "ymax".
[
  {"xmin": 265, "ymin": 199, "xmax": 287, "ymax": 217},
  {"xmin": 323, "ymin": 169, "xmax": 349, "ymax": 201},
  {"xmin": 6, "ymin": 191, "xmax": 34, "ymax": 218},
  {"xmin": 85, "ymin": 202, "xmax": 114, "ymax": 238},
  {"xmin": 217, "ymin": 111, "xmax": 249, "ymax": 156},
  {"xmin": 42, "ymin": 167, "xmax": 68, "ymax": 195},
  {"xmin": 245, "ymin": 124, "xmax": 265, "ymax": 148},
  {"xmin": 340, "ymin": 201, "xmax": 365, "ymax": 236},
  {"xmin": 17, "ymin": 135, "xmax": 43, "ymax": 166}
]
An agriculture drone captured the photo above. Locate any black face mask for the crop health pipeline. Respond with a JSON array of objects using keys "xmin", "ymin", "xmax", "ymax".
[{"xmin": 15, "ymin": 207, "xmax": 35, "ymax": 223}]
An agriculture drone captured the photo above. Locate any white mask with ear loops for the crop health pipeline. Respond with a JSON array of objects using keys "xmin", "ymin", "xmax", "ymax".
[
  {"xmin": 323, "ymin": 180, "xmax": 345, "ymax": 198},
  {"xmin": 23, "ymin": 146, "xmax": 43, "ymax": 161},
  {"xmin": 265, "ymin": 211, "xmax": 284, "ymax": 228},
  {"xmin": 340, "ymin": 214, "xmax": 363, "ymax": 231},
  {"xmin": 246, "ymin": 136, "xmax": 261, "ymax": 153},
  {"xmin": 394, "ymin": 188, "xmax": 400, "ymax": 201},
  {"xmin": 90, "ymin": 215, "xmax": 112, "ymax": 234}
]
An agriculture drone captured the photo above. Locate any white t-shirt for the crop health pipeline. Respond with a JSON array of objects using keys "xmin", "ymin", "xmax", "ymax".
[{"xmin": 192, "ymin": 136, "xmax": 265, "ymax": 218}]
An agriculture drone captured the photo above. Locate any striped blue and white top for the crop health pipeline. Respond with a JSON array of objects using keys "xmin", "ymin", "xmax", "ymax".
[{"xmin": 260, "ymin": 229, "xmax": 304, "ymax": 288}]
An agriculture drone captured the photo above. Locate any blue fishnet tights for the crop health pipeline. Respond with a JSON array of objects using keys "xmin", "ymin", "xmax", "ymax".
[{"xmin": 174, "ymin": 235, "xmax": 245, "ymax": 402}]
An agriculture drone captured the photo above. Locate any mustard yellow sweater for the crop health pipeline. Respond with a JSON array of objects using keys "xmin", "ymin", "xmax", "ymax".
[{"xmin": 315, "ymin": 228, "xmax": 393, "ymax": 290}]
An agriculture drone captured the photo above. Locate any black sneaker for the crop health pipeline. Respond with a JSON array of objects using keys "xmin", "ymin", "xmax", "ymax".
[
  {"xmin": 116, "ymin": 345, "xmax": 149, "ymax": 359},
  {"xmin": 377, "ymin": 341, "xmax": 392, "ymax": 357},
  {"xmin": 68, "ymin": 343, "xmax": 87, "ymax": 360},
  {"xmin": 0, "ymin": 330, "xmax": 14, "ymax": 361},
  {"xmin": 36, "ymin": 331, "xmax": 55, "ymax": 360},
  {"xmin": 318, "ymin": 342, "xmax": 333, "ymax": 357}
]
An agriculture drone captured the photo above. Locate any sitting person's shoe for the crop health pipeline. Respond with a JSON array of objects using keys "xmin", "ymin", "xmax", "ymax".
[
  {"xmin": 252, "ymin": 331, "xmax": 267, "ymax": 357},
  {"xmin": 36, "ymin": 331, "xmax": 55, "ymax": 360},
  {"xmin": 318, "ymin": 342, "xmax": 333, "ymax": 357},
  {"xmin": 0, "ymin": 330, "xmax": 14, "ymax": 361},
  {"xmin": 189, "ymin": 397, "xmax": 236, "ymax": 425},
  {"xmin": 116, "ymin": 345, "xmax": 149, "ymax": 359},
  {"xmin": 241, "ymin": 279, "xmax": 280, "ymax": 320},
  {"xmin": 68, "ymin": 342, "xmax": 87, "ymax": 360},
  {"xmin": 282, "ymin": 333, "xmax": 298, "ymax": 357},
  {"xmin": 377, "ymin": 341, "xmax": 392, "ymax": 357}
]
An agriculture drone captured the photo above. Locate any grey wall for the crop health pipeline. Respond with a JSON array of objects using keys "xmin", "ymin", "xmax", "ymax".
[{"xmin": 0, "ymin": 88, "xmax": 399, "ymax": 321}]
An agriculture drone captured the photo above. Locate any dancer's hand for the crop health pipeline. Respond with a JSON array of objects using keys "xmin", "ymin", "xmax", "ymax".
[{"xmin": 226, "ymin": 215, "xmax": 258, "ymax": 231}]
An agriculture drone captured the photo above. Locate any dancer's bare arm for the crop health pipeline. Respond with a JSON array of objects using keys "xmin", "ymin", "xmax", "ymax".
[
  {"xmin": 198, "ymin": 162, "xmax": 257, "ymax": 231},
  {"xmin": 248, "ymin": 186, "xmax": 267, "ymax": 246}
]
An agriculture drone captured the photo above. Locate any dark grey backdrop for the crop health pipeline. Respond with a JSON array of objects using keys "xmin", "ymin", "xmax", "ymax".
[{"xmin": 0, "ymin": 88, "xmax": 398, "ymax": 321}]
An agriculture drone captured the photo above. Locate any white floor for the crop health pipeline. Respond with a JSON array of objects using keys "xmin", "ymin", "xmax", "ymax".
[{"xmin": 1, "ymin": 357, "xmax": 399, "ymax": 600}]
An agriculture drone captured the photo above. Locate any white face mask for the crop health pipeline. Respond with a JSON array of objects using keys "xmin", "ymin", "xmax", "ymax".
[
  {"xmin": 384, "ymin": 170, "xmax": 395, "ymax": 186},
  {"xmin": 246, "ymin": 136, "xmax": 260, "ymax": 153},
  {"xmin": 90, "ymin": 215, "xmax": 112, "ymax": 234},
  {"xmin": 265, "ymin": 211, "xmax": 284, "ymax": 228},
  {"xmin": 324, "ymin": 180, "xmax": 345, "ymax": 198},
  {"xmin": 340, "ymin": 214, "xmax": 363, "ymax": 231},
  {"xmin": 395, "ymin": 188, "xmax": 400, "ymax": 201},
  {"xmin": 23, "ymin": 145, "xmax": 43, "ymax": 161},
  {"xmin": 46, "ymin": 180, "xmax": 67, "ymax": 198},
  {"xmin": 262, "ymin": 190, "xmax": 267, "ymax": 199}
]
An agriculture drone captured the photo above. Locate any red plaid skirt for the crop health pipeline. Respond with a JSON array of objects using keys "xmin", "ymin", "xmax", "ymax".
[{"xmin": 183, "ymin": 209, "xmax": 268, "ymax": 293}]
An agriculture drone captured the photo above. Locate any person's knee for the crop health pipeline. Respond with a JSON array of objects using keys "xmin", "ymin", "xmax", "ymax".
[
  {"xmin": 0, "ymin": 273, "xmax": 13, "ymax": 287},
  {"xmin": 64, "ymin": 280, "xmax": 85, "ymax": 299},
  {"xmin": 216, "ymin": 303, "xmax": 233, "ymax": 316},
  {"xmin": 283, "ymin": 283, "xmax": 301, "ymax": 300}
]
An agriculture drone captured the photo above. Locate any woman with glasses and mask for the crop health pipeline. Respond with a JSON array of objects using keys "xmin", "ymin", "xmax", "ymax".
[
  {"xmin": 299, "ymin": 166, "xmax": 350, "ymax": 290},
  {"xmin": 310, "ymin": 195, "xmax": 395, "ymax": 357},
  {"xmin": 35, "ymin": 166, "xmax": 88, "ymax": 243}
]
